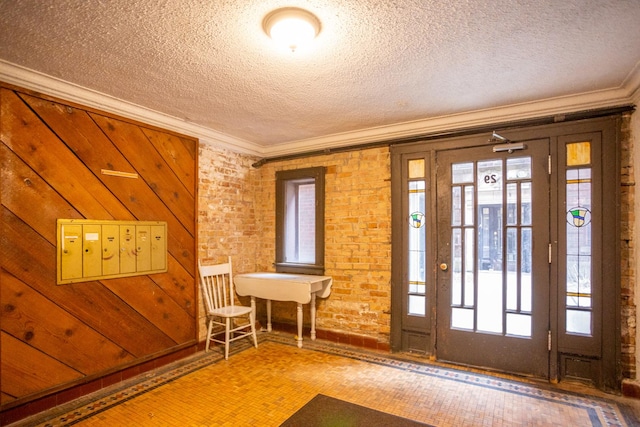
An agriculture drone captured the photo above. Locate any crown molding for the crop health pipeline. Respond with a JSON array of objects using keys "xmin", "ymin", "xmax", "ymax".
[
  {"xmin": 265, "ymin": 80, "xmax": 639, "ymax": 158},
  {"xmin": 0, "ymin": 60, "xmax": 264, "ymax": 157},
  {"xmin": 2, "ymin": 59, "xmax": 638, "ymax": 159},
  {"xmin": 627, "ymin": 60, "xmax": 640, "ymax": 106}
]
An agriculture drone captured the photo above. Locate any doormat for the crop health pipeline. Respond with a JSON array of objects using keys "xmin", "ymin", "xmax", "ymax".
[{"xmin": 280, "ymin": 394, "xmax": 434, "ymax": 427}]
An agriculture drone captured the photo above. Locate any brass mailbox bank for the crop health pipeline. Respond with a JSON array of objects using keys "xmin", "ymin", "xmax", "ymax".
[{"xmin": 56, "ymin": 219, "xmax": 168, "ymax": 285}]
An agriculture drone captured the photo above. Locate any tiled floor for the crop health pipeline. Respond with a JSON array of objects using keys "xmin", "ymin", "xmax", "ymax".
[{"xmin": 10, "ymin": 332, "xmax": 640, "ymax": 426}]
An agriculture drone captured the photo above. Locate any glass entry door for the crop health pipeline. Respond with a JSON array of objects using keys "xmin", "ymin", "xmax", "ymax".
[{"xmin": 435, "ymin": 140, "xmax": 550, "ymax": 377}]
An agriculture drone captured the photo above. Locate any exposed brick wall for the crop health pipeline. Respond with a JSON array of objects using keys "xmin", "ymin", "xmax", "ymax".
[
  {"xmin": 628, "ymin": 110, "xmax": 640, "ymax": 381},
  {"xmin": 197, "ymin": 144, "xmax": 391, "ymax": 345},
  {"xmin": 621, "ymin": 113, "xmax": 636, "ymax": 379},
  {"xmin": 253, "ymin": 147, "xmax": 392, "ymax": 343},
  {"xmin": 197, "ymin": 144, "xmax": 261, "ymax": 341}
]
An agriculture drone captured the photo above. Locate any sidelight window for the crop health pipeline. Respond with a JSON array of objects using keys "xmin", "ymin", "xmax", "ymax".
[
  {"xmin": 565, "ymin": 142, "xmax": 592, "ymax": 336},
  {"xmin": 407, "ymin": 159, "xmax": 426, "ymax": 316}
]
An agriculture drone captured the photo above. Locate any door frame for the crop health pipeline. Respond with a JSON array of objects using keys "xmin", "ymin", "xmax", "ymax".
[{"xmin": 390, "ymin": 115, "xmax": 621, "ymax": 390}]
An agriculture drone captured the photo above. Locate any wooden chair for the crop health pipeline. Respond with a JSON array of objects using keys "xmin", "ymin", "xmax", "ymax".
[{"xmin": 198, "ymin": 257, "xmax": 258, "ymax": 359}]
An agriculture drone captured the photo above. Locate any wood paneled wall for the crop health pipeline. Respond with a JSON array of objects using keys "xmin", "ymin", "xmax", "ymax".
[{"xmin": 0, "ymin": 85, "xmax": 198, "ymax": 413}]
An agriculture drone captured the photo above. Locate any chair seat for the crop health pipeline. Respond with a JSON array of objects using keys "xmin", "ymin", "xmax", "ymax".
[{"xmin": 210, "ymin": 305, "xmax": 253, "ymax": 318}]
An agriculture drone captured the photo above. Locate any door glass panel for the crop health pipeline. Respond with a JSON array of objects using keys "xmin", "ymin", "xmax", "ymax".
[
  {"xmin": 451, "ymin": 180, "xmax": 475, "ymax": 310},
  {"xmin": 452, "ymin": 229, "xmax": 462, "ymax": 305},
  {"xmin": 507, "ymin": 313, "xmax": 531, "ymax": 337},
  {"xmin": 408, "ymin": 180, "xmax": 426, "ymax": 316},
  {"xmin": 409, "ymin": 295, "xmax": 426, "ymax": 316},
  {"xmin": 464, "ymin": 228, "xmax": 475, "ymax": 306},
  {"xmin": 452, "ymin": 187, "xmax": 462, "ymax": 226},
  {"xmin": 477, "ymin": 160, "xmax": 503, "ymax": 334},
  {"xmin": 565, "ymin": 166, "xmax": 592, "ymax": 335},
  {"xmin": 506, "ymin": 183, "xmax": 517, "ymax": 226},
  {"xmin": 452, "ymin": 162, "xmax": 473, "ymax": 183},
  {"xmin": 521, "ymin": 182, "xmax": 532, "ymax": 225},
  {"xmin": 452, "ymin": 307, "xmax": 474, "ymax": 330},
  {"xmin": 521, "ymin": 227, "xmax": 532, "ymax": 312},
  {"xmin": 506, "ymin": 227, "xmax": 518, "ymax": 310},
  {"xmin": 507, "ymin": 157, "xmax": 531, "ymax": 180},
  {"xmin": 464, "ymin": 186, "xmax": 474, "ymax": 226},
  {"xmin": 567, "ymin": 309, "xmax": 591, "ymax": 334},
  {"xmin": 477, "ymin": 277, "xmax": 503, "ymax": 333},
  {"xmin": 449, "ymin": 156, "xmax": 534, "ymax": 338}
]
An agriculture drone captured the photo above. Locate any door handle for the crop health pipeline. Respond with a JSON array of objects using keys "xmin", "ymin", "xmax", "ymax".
[{"xmin": 439, "ymin": 263, "xmax": 448, "ymax": 272}]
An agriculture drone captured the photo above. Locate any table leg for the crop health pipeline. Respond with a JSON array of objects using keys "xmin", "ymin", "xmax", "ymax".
[
  {"xmin": 250, "ymin": 296, "xmax": 257, "ymax": 328},
  {"xmin": 310, "ymin": 293, "xmax": 317, "ymax": 340},
  {"xmin": 296, "ymin": 303, "xmax": 303, "ymax": 348},
  {"xmin": 266, "ymin": 299, "xmax": 272, "ymax": 332}
]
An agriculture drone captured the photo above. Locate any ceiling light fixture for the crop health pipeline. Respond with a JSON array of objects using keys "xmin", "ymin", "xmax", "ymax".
[{"xmin": 263, "ymin": 7, "xmax": 321, "ymax": 52}]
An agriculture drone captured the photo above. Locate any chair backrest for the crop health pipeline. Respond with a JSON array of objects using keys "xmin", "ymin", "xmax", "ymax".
[{"xmin": 198, "ymin": 256, "xmax": 236, "ymax": 313}]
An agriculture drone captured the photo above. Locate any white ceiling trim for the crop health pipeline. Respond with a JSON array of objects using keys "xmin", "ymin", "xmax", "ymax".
[
  {"xmin": 266, "ymin": 69, "xmax": 640, "ymax": 157},
  {"xmin": 628, "ymin": 61, "xmax": 640, "ymax": 106},
  {"xmin": 0, "ymin": 60, "xmax": 263, "ymax": 156},
  {"xmin": 2, "ymin": 59, "xmax": 638, "ymax": 159}
]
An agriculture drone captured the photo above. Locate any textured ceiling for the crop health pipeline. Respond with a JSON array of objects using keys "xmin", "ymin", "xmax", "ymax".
[{"xmin": 1, "ymin": 0, "xmax": 639, "ymax": 153}]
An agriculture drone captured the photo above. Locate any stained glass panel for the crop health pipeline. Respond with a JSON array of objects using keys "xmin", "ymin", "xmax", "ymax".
[
  {"xmin": 567, "ymin": 142, "xmax": 591, "ymax": 166},
  {"xmin": 408, "ymin": 179, "xmax": 426, "ymax": 316},
  {"xmin": 565, "ymin": 165, "xmax": 592, "ymax": 335},
  {"xmin": 408, "ymin": 159, "xmax": 425, "ymax": 178}
]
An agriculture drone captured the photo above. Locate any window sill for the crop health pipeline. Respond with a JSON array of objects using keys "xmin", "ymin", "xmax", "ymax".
[{"xmin": 275, "ymin": 262, "xmax": 325, "ymax": 275}]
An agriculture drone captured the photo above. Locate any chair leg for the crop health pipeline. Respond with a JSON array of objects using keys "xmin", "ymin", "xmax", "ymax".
[
  {"xmin": 205, "ymin": 318, "xmax": 213, "ymax": 352},
  {"xmin": 224, "ymin": 318, "xmax": 231, "ymax": 360}
]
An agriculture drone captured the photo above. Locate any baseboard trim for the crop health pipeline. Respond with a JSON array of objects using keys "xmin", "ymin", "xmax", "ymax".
[{"xmin": 269, "ymin": 321, "xmax": 390, "ymax": 352}]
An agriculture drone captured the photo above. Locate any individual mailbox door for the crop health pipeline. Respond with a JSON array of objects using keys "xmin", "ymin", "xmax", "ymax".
[
  {"xmin": 102, "ymin": 224, "xmax": 120, "ymax": 275},
  {"xmin": 136, "ymin": 225, "xmax": 151, "ymax": 272},
  {"xmin": 60, "ymin": 224, "xmax": 82, "ymax": 281},
  {"xmin": 120, "ymin": 224, "xmax": 136, "ymax": 274},
  {"xmin": 82, "ymin": 224, "xmax": 102, "ymax": 278},
  {"xmin": 150, "ymin": 224, "xmax": 166, "ymax": 271}
]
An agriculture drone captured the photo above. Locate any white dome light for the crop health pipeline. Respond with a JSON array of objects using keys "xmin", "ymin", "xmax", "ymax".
[{"xmin": 263, "ymin": 8, "xmax": 321, "ymax": 52}]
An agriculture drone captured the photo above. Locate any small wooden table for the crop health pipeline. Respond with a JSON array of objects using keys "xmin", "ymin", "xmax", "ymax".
[{"xmin": 234, "ymin": 272, "xmax": 332, "ymax": 348}]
